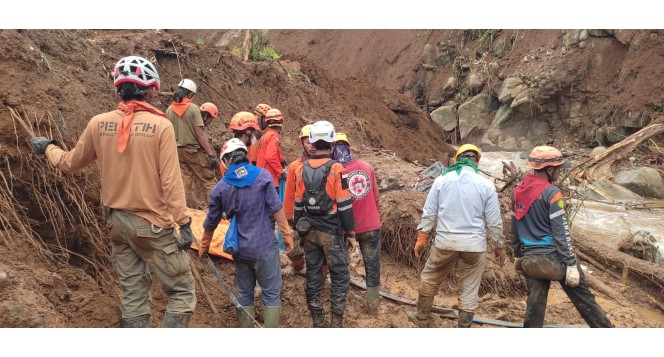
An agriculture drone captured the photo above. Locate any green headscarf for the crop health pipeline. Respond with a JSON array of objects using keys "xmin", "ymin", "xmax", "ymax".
[{"xmin": 442, "ymin": 157, "xmax": 478, "ymax": 176}]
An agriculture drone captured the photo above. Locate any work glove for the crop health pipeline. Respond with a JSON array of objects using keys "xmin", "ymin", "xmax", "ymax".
[
  {"xmin": 30, "ymin": 137, "xmax": 56, "ymax": 155},
  {"xmin": 208, "ymin": 155, "xmax": 219, "ymax": 170},
  {"xmin": 198, "ymin": 230, "xmax": 214, "ymax": 258},
  {"xmin": 277, "ymin": 218, "xmax": 295, "ymax": 255},
  {"xmin": 514, "ymin": 257, "xmax": 524, "ymax": 275},
  {"xmin": 565, "ymin": 264, "xmax": 580, "ymax": 287},
  {"xmin": 414, "ymin": 231, "xmax": 428, "ymax": 258},
  {"xmin": 279, "ymin": 170, "xmax": 287, "ymax": 182},
  {"xmin": 494, "ymin": 247, "xmax": 506, "ymax": 266},
  {"xmin": 178, "ymin": 218, "xmax": 194, "ymax": 250},
  {"xmin": 344, "ymin": 231, "xmax": 357, "ymax": 254}
]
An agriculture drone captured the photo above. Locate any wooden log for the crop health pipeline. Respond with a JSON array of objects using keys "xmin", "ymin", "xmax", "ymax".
[
  {"xmin": 585, "ymin": 273, "xmax": 622, "ymax": 301},
  {"xmin": 574, "ymin": 235, "xmax": 664, "ymax": 290},
  {"xmin": 617, "ymin": 231, "xmax": 639, "ymax": 250},
  {"xmin": 577, "ymin": 250, "xmax": 622, "ymax": 280},
  {"xmin": 647, "ymin": 294, "xmax": 664, "ymax": 313}
]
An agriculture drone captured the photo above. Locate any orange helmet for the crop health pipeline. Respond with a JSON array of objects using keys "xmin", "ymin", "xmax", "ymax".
[
  {"xmin": 228, "ymin": 111, "xmax": 260, "ymax": 132},
  {"xmin": 264, "ymin": 108, "xmax": 285, "ymax": 127},
  {"xmin": 527, "ymin": 146, "xmax": 571, "ymax": 170},
  {"xmin": 200, "ymin": 102, "xmax": 219, "ymax": 119},
  {"xmin": 254, "ymin": 103, "xmax": 272, "ymax": 117}
]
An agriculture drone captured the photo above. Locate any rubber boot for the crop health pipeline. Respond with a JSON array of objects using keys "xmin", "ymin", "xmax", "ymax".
[
  {"xmin": 310, "ymin": 309, "xmax": 330, "ymax": 328},
  {"xmin": 122, "ymin": 314, "xmax": 150, "ymax": 328},
  {"xmin": 161, "ymin": 312, "xmax": 192, "ymax": 328},
  {"xmin": 458, "ymin": 310, "xmax": 474, "ymax": 328},
  {"xmin": 330, "ymin": 312, "xmax": 344, "ymax": 328},
  {"xmin": 405, "ymin": 295, "xmax": 434, "ymax": 327},
  {"xmin": 366, "ymin": 286, "xmax": 381, "ymax": 315},
  {"xmin": 237, "ymin": 306, "xmax": 256, "ymax": 328},
  {"xmin": 263, "ymin": 306, "xmax": 281, "ymax": 328}
]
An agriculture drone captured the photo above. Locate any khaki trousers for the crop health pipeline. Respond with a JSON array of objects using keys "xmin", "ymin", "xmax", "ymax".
[
  {"xmin": 418, "ymin": 246, "xmax": 486, "ymax": 312},
  {"xmin": 108, "ymin": 209, "xmax": 196, "ymax": 318},
  {"xmin": 178, "ymin": 146, "xmax": 217, "ymax": 208}
]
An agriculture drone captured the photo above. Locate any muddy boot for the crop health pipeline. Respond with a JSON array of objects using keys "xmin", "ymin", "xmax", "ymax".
[
  {"xmin": 237, "ymin": 306, "xmax": 256, "ymax": 328},
  {"xmin": 310, "ymin": 309, "xmax": 330, "ymax": 328},
  {"xmin": 263, "ymin": 306, "xmax": 281, "ymax": 328},
  {"xmin": 366, "ymin": 286, "xmax": 381, "ymax": 315},
  {"xmin": 330, "ymin": 312, "xmax": 344, "ymax": 328},
  {"xmin": 122, "ymin": 314, "xmax": 150, "ymax": 328},
  {"xmin": 161, "ymin": 312, "xmax": 192, "ymax": 328},
  {"xmin": 458, "ymin": 310, "xmax": 474, "ymax": 328},
  {"xmin": 405, "ymin": 295, "xmax": 434, "ymax": 327}
]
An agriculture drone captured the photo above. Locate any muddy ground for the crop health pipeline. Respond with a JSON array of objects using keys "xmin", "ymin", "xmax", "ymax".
[{"xmin": 1, "ymin": 29, "xmax": 663, "ymax": 340}]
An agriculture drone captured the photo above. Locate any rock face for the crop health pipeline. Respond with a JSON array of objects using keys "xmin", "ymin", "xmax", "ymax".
[{"xmin": 615, "ymin": 167, "xmax": 664, "ymax": 199}]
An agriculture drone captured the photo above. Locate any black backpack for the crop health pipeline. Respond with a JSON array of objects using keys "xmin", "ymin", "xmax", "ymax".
[{"xmin": 302, "ymin": 160, "xmax": 337, "ymax": 215}]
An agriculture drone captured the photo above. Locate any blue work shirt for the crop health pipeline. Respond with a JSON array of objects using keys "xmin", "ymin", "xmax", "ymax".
[{"xmin": 203, "ymin": 163, "xmax": 283, "ymax": 261}]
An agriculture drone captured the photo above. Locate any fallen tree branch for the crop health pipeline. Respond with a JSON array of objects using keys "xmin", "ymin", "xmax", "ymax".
[
  {"xmin": 574, "ymin": 235, "xmax": 664, "ymax": 291},
  {"xmin": 569, "ymin": 117, "xmax": 664, "ymax": 181}
]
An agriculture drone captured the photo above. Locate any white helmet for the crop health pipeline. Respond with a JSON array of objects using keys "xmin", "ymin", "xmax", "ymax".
[
  {"xmin": 114, "ymin": 56, "xmax": 160, "ymax": 90},
  {"xmin": 309, "ymin": 120, "xmax": 336, "ymax": 144},
  {"xmin": 178, "ymin": 79, "xmax": 197, "ymax": 93},
  {"xmin": 220, "ymin": 138, "xmax": 248, "ymax": 160}
]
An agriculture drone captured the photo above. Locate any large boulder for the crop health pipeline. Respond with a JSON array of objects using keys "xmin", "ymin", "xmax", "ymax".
[
  {"xmin": 457, "ymin": 93, "xmax": 493, "ymax": 137},
  {"xmin": 579, "ymin": 179, "xmax": 643, "ymax": 202},
  {"xmin": 430, "ymin": 104, "xmax": 457, "ymax": 131},
  {"xmin": 615, "ymin": 167, "xmax": 664, "ymax": 199},
  {"xmin": 482, "ymin": 104, "xmax": 551, "ymax": 150}
]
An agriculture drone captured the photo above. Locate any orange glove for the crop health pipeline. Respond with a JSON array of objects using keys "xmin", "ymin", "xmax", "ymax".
[
  {"xmin": 277, "ymin": 218, "xmax": 294, "ymax": 256},
  {"xmin": 414, "ymin": 231, "xmax": 428, "ymax": 258},
  {"xmin": 199, "ymin": 230, "xmax": 214, "ymax": 258}
]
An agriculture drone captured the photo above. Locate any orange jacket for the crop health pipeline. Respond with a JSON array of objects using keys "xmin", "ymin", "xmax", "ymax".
[
  {"xmin": 284, "ymin": 156, "xmax": 306, "ymax": 220},
  {"xmin": 256, "ymin": 128, "xmax": 284, "ymax": 187},
  {"xmin": 293, "ymin": 157, "xmax": 354, "ymax": 235},
  {"xmin": 248, "ymin": 141, "xmax": 259, "ymax": 165}
]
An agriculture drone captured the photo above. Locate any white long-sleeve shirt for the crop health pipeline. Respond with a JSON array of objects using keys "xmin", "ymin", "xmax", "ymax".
[{"xmin": 417, "ymin": 166, "xmax": 504, "ymax": 252}]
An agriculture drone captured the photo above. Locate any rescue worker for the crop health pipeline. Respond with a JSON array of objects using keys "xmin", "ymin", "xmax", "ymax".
[
  {"xmin": 406, "ymin": 144, "xmax": 505, "ymax": 328},
  {"xmin": 283, "ymin": 124, "xmax": 315, "ymax": 272},
  {"xmin": 200, "ymin": 102, "xmax": 219, "ymax": 127},
  {"xmin": 30, "ymin": 55, "xmax": 196, "ymax": 328},
  {"xmin": 512, "ymin": 146, "xmax": 613, "ymax": 328},
  {"xmin": 332, "ymin": 133, "xmax": 382, "ymax": 315},
  {"xmin": 293, "ymin": 120, "xmax": 355, "ymax": 328},
  {"xmin": 256, "ymin": 108, "xmax": 286, "ymax": 190},
  {"xmin": 219, "ymin": 111, "xmax": 260, "ymax": 177},
  {"xmin": 166, "ymin": 78, "xmax": 217, "ymax": 208},
  {"xmin": 248, "ymin": 103, "xmax": 271, "ymax": 165},
  {"xmin": 199, "ymin": 138, "xmax": 294, "ymax": 328}
]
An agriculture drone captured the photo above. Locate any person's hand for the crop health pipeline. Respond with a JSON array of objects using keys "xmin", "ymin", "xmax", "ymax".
[
  {"xmin": 208, "ymin": 155, "xmax": 219, "ymax": 170},
  {"xmin": 414, "ymin": 231, "xmax": 428, "ymax": 258},
  {"xmin": 514, "ymin": 257, "xmax": 524, "ymax": 275},
  {"xmin": 178, "ymin": 218, "xmax": 194, "ymax": 250},
  {"xmin": 565, "ymin": 265, "xmax": 580, "ymax": 287},
  {"xmin": 30, "ymin": 137, "xmax": 56, "ymax": 155},
  {"xmin": 282, "ymin": 230, "xmax": 294, "ymax": 256},
  {"xmin": 344, "ymin": 231, "xmax": 357, "ymax": 254},
  {"xmin": 494, "ymin": 247, "xmax": 506, "ymax": 266},
  {"xmin": 199, "ymin": 230, "xmax": 213, "ymax": 258}
]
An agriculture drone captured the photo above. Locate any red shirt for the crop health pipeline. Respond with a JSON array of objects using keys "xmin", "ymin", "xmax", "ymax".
[{"xmin": 343, "ymin": 160, "xmax": 381, "ymax": 234}]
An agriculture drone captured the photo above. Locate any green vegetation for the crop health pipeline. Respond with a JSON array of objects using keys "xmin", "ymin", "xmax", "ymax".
[{"xmin": 249, "ymin": 30, "xmax": 281, "ymax": 60}]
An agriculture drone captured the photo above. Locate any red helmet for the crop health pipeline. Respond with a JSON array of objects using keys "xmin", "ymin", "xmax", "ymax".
[
  {"xmin": 254, "ymin": 103, "xmax": 272, "ymax": 117},
  {"xmin": 228, "ymin": 111, "xmax": 260, "ymax": 132},
  {"xmin": 264, "ymin": 108, "xmax": 285, "ymax": 127},
  {"xmin": 200, "ymin": 102, "xmax": 219, "ymax": 119}
]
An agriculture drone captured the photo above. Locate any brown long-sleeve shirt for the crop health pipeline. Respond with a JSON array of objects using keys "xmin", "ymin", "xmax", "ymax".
[{"xmin": 45, "ymin": 109, "xmax": 189, "ymax": 228}]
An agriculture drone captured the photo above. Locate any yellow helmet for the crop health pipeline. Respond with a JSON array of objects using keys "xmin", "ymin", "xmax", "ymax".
[
  {"xmin": 454, "ymin": 144, "xmax": 482, "ymax": 161},
  {"xmin": 299, "ymin": 124, "xmax": 313, "ymax": 139},
  {"xmin": 334, "ymin": 132, "xmax": 350, "ymax": 146}
]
